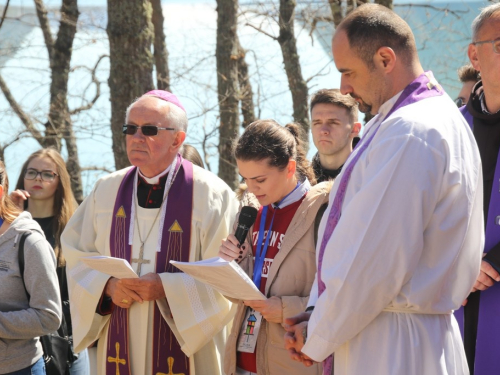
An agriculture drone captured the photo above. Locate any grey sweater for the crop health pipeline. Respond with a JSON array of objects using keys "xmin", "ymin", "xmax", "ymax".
[{"xmin": 0, "ymin": 211, "xmax": 62, "ymax": 374}]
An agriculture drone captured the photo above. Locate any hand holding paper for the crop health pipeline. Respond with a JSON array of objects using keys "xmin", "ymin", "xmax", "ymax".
[{"xmin": 170, "ymin": 257, "xmax": 266, "ymax": 301}]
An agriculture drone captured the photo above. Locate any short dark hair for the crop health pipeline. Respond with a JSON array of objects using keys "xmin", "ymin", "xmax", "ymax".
[
  {"xmin": 457, "ymin": 64, "xmax": 480, "ymax": 84},
  {"xmin": 310, "ymin": 89, "xmax": 359, "ymax": 124},
  {"xmin": 337, "ymin": 4, "xmax": 417, "ymax": 68},
  {"xmin": 234, "ymin": 120, "xmax": 316, "ymax": 185}
]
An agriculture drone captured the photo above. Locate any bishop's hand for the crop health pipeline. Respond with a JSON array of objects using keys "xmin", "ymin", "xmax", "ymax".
[
  {"xmin": 104, "ymin": 277, "xmax": 144, "ymax": 309},
  {"xmin": 120, "ymin": 272, "xmax": 166, "ymax": 301}
]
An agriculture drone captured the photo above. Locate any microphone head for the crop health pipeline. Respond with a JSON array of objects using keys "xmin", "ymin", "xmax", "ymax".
[{"xmin": 239, "ymin": 206, "xmax": 258, "ymax": 227}]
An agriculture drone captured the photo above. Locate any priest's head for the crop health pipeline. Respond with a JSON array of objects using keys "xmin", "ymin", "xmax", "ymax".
[
  {"xmin": 332, "ymin": 4, "xmax": 423, "ymax": 115},
  {"xmin": 124, "ymin": 91, "xmax": 188, "ymax": 178},
  {"xmin": 468, "ymin": 3, "xmax": 500, "ymax": 113}
]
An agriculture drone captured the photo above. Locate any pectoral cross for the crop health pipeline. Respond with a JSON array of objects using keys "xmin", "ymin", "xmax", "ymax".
[
  {"xmin": 108, "ymin": 342, "xmax": 126, "ymax": 375},
  {"xmin": 156, "ymin": 357, "xmax": 185, "ymax": 375},
  {"xmin": 132, "ymin": 243, "xmax": 150, "ymax": 276}
]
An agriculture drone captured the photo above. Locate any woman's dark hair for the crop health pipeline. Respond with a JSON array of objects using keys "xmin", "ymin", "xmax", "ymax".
[
  {"xmin": 16, "ymin": 148, "xmax": 77, "ymax": 267},
  {"xmin": 234, "ymin": 119, "xmax": 316, "ymax": 185}
]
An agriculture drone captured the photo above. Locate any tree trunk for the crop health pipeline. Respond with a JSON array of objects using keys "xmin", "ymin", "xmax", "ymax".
[
  {"xmin": 236, "ymin": 38, "xmax": 255, "ymax": 128},
  {"xmin": 328, "ymin": 0, "xmax": 343, "ymax": 28},
  {"xmin": 150, "ymin": 0, "xmax": 170, "ymax": 91},
  {"xmin": 278, "ymin": 0, "xmax": 309, "ymax": 149},
  {"xmin": 47, "ymin": 0, "xmax": 83, "ymax": 202},
  {"xmin": 107, "ymin": 0, "xmax": 155, "ymax": 171},
  {"xmin": 375, "ymin": 0, "xmax": 393, "ymax": 10},
  {"xmin": 216, "ymin": 0, "xmax": 240, "ymax": 190}
]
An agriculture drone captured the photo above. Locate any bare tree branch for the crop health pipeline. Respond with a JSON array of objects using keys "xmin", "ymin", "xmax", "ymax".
[
  {"xmin": 34, "ymin": 0, "xmax": 54, "ymax": 61},
  {"xmin": 0, "ymin": 73, "xmax": 45, "ymax": 145},
  {"xmin": 150, "ymin": 0, "xmax": 170, "ymax": 91},
  {"xmin": 70, "ymin": 55, "xmax": 107, "ymax": 115},
  {"xmin": 0, "ymin": 0, "xmax": 10, "ymax": 30},
  {"xmin": 395, "ymin": 3, "xmax": 467, "ymax": 19},
  {"xmin": 81, "ymin": 166, "xmax": 114, "ymax": 173},
  {"xmin": 245, "ymin": 22, "xmax": 278, "ymax": 40}
]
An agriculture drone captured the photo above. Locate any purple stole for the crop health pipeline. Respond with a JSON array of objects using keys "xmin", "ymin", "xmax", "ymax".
[
  {"xmin": 316, "ymin": 72, "xmax": 443, "ymax": 375},
  {"xmin": 455, "ymin": 106, "xmax": 500, "ymax": 375},
  {"xmin": 106, "ymin": 154, "xmax": 193, "ymax": 375}
]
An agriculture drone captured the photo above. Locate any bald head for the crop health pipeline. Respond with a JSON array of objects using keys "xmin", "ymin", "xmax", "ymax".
[{"xmin": 336, "ymin": 4, "xmax": 418, "ymax": 68}]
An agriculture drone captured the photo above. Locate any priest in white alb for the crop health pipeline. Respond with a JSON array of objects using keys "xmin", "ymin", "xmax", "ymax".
[
  {"xmin": 62, "ymin": 91, "xmax": 238, "ymax": 375},
  {"xmin": 284, "ymin": 5, "xmax": 484, "ymax": 375}
]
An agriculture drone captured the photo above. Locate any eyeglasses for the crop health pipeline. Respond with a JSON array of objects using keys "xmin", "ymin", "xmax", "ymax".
[
  {"xmin": 472, "ymin": 37, "xmax": 500, "ymax": 54},
  {"xmin": 122, "ymin": 124, "xmax": 176, "ymax": 136},
  {"xmin": 24, "ymin": 168, "xmax": 58, "ymax": 182}
]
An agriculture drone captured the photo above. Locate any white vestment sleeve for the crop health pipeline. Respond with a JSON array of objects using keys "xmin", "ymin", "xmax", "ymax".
[
  {"xmin": 302, "ymin": 133, "xmax": 448, "ymax": 361},
  {"xmin": 307, "ymin": 272, "xmax": 319, "ymax": 308},
  {"xmin": 160, "ymin": 180, "xmax": 238, "ymax": 356},
  {"xmin": 62, "ymin": 181, "xmax": 112, "ymax": 353}
]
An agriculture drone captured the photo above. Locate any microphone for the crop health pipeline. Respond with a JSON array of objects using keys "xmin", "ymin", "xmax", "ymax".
[{"xmin": 234, "ymin": 206, "xmax": 258, "ymax": 246}]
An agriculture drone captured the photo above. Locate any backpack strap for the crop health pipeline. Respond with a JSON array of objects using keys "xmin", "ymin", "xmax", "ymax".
[{"xmin": 17, "ymin": 231, "xmax": 32, "ymax": 300}]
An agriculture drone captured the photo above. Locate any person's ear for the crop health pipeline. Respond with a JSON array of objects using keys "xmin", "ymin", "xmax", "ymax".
[
  {"xmin": 0, "ymin": 185, "xmax": 3, "ymax": 200},
  {"xmin": 287, "ymin": 159, "xmax": 297, "ymax": 179},
  {"xmin": 374, "ymin": 46, "xmax": 396, "ymax": 72},
  {"xmin": 468, "ymin": 43, "xmax": 481, "ymax": 72},
  {"xmin": 171, "ymin": 131, "xmax": 186, "ymax": 151},
  {"xmin": 351, "ymin": 122, "xmax": 362, "ymax": 138}
]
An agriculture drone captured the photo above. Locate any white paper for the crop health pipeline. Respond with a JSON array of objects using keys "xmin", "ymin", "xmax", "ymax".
[
  {"xmin": 170, "ymin": 257, "xmax": 266, "ymax": 301},
  {"xmin": 80, "ymin": 256, "xmax": 138, "ymax": 279}
]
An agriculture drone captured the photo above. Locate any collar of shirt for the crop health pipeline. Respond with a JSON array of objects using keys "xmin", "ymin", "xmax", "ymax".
[
  {"xmin": 479, "ymin": 89, "xmax": 500, "ymax": 115},
  {"xmin": 272, "ymin": 178, "xmax": 311, "ymax": 209},
  {"xmin": 362, "ymin": 90, "xmax": 404, "ymax": 140},
  {"xmin": 138, "ymin": 165, "xmax": 171, "ymax": 185}
]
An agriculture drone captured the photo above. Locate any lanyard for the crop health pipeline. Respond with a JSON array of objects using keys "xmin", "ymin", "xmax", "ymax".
[{"xmin": 252, "ymin": 182, "xmax": 300, "ymax": 287}]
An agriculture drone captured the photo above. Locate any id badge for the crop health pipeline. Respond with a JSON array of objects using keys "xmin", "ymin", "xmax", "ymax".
[{"xmin": 237, "ymin": 307, "xmax": 263, "ymax": 353}]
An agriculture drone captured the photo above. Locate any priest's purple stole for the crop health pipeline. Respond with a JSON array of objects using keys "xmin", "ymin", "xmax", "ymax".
[
  {"xmin": 106, "ymin": 154, "xmax": 193, "ymax": 375},
  {"xmin": 456, "ymin": 106, "xmax": 500, "ymax": 375},
  {"xmin": 316, "ymin": 72, "xmax": 443, "ymax": 375}
]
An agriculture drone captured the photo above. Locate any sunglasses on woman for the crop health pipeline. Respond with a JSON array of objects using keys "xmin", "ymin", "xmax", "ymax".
[{"xmin": 122, "ymin": 124, "xmax": 176, "ymax": 136}]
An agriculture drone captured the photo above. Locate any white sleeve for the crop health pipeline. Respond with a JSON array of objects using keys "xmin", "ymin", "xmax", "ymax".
[
  {"xmin": 160, "ymin": 181, "xmax": 239, "ymax": 356},
  {"xmin": 302, "ymin": 133, "xmax": 446, "ymax": 361},
  {"xmin": 61, "ymin": 181, "xmax": 112, "ymax": 353}
]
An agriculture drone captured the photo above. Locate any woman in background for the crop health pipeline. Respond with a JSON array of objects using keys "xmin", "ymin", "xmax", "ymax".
[
  {"xmin": 219, "ymin": 120, "xmax": 330, "ymax": 375},
  {"xmin": 12, "ymin": 148, "xmax": 89, "ymax": 374},
  {"xmin": 0, "ymin": 159, "xmax": 61, "ymax": 375}
]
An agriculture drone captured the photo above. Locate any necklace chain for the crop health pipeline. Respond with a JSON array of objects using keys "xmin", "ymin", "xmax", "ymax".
[{"xmin": 134, "ymin": 163, "xmax": 181, "ymax": 248}]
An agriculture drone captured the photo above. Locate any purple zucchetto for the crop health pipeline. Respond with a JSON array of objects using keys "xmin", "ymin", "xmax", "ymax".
[{"xmin": 143, "ymin": 90, "xmax": 186, "ymax": 113}]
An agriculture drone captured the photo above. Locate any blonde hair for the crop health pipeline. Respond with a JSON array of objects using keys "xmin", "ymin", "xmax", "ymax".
[
  {"xmin": 0, "ymin": 160, "xmax": 21, "ymax": 224},
  {"xmin": 16, "ymin": 148, "xmax": 77, "ymax": 266}
]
